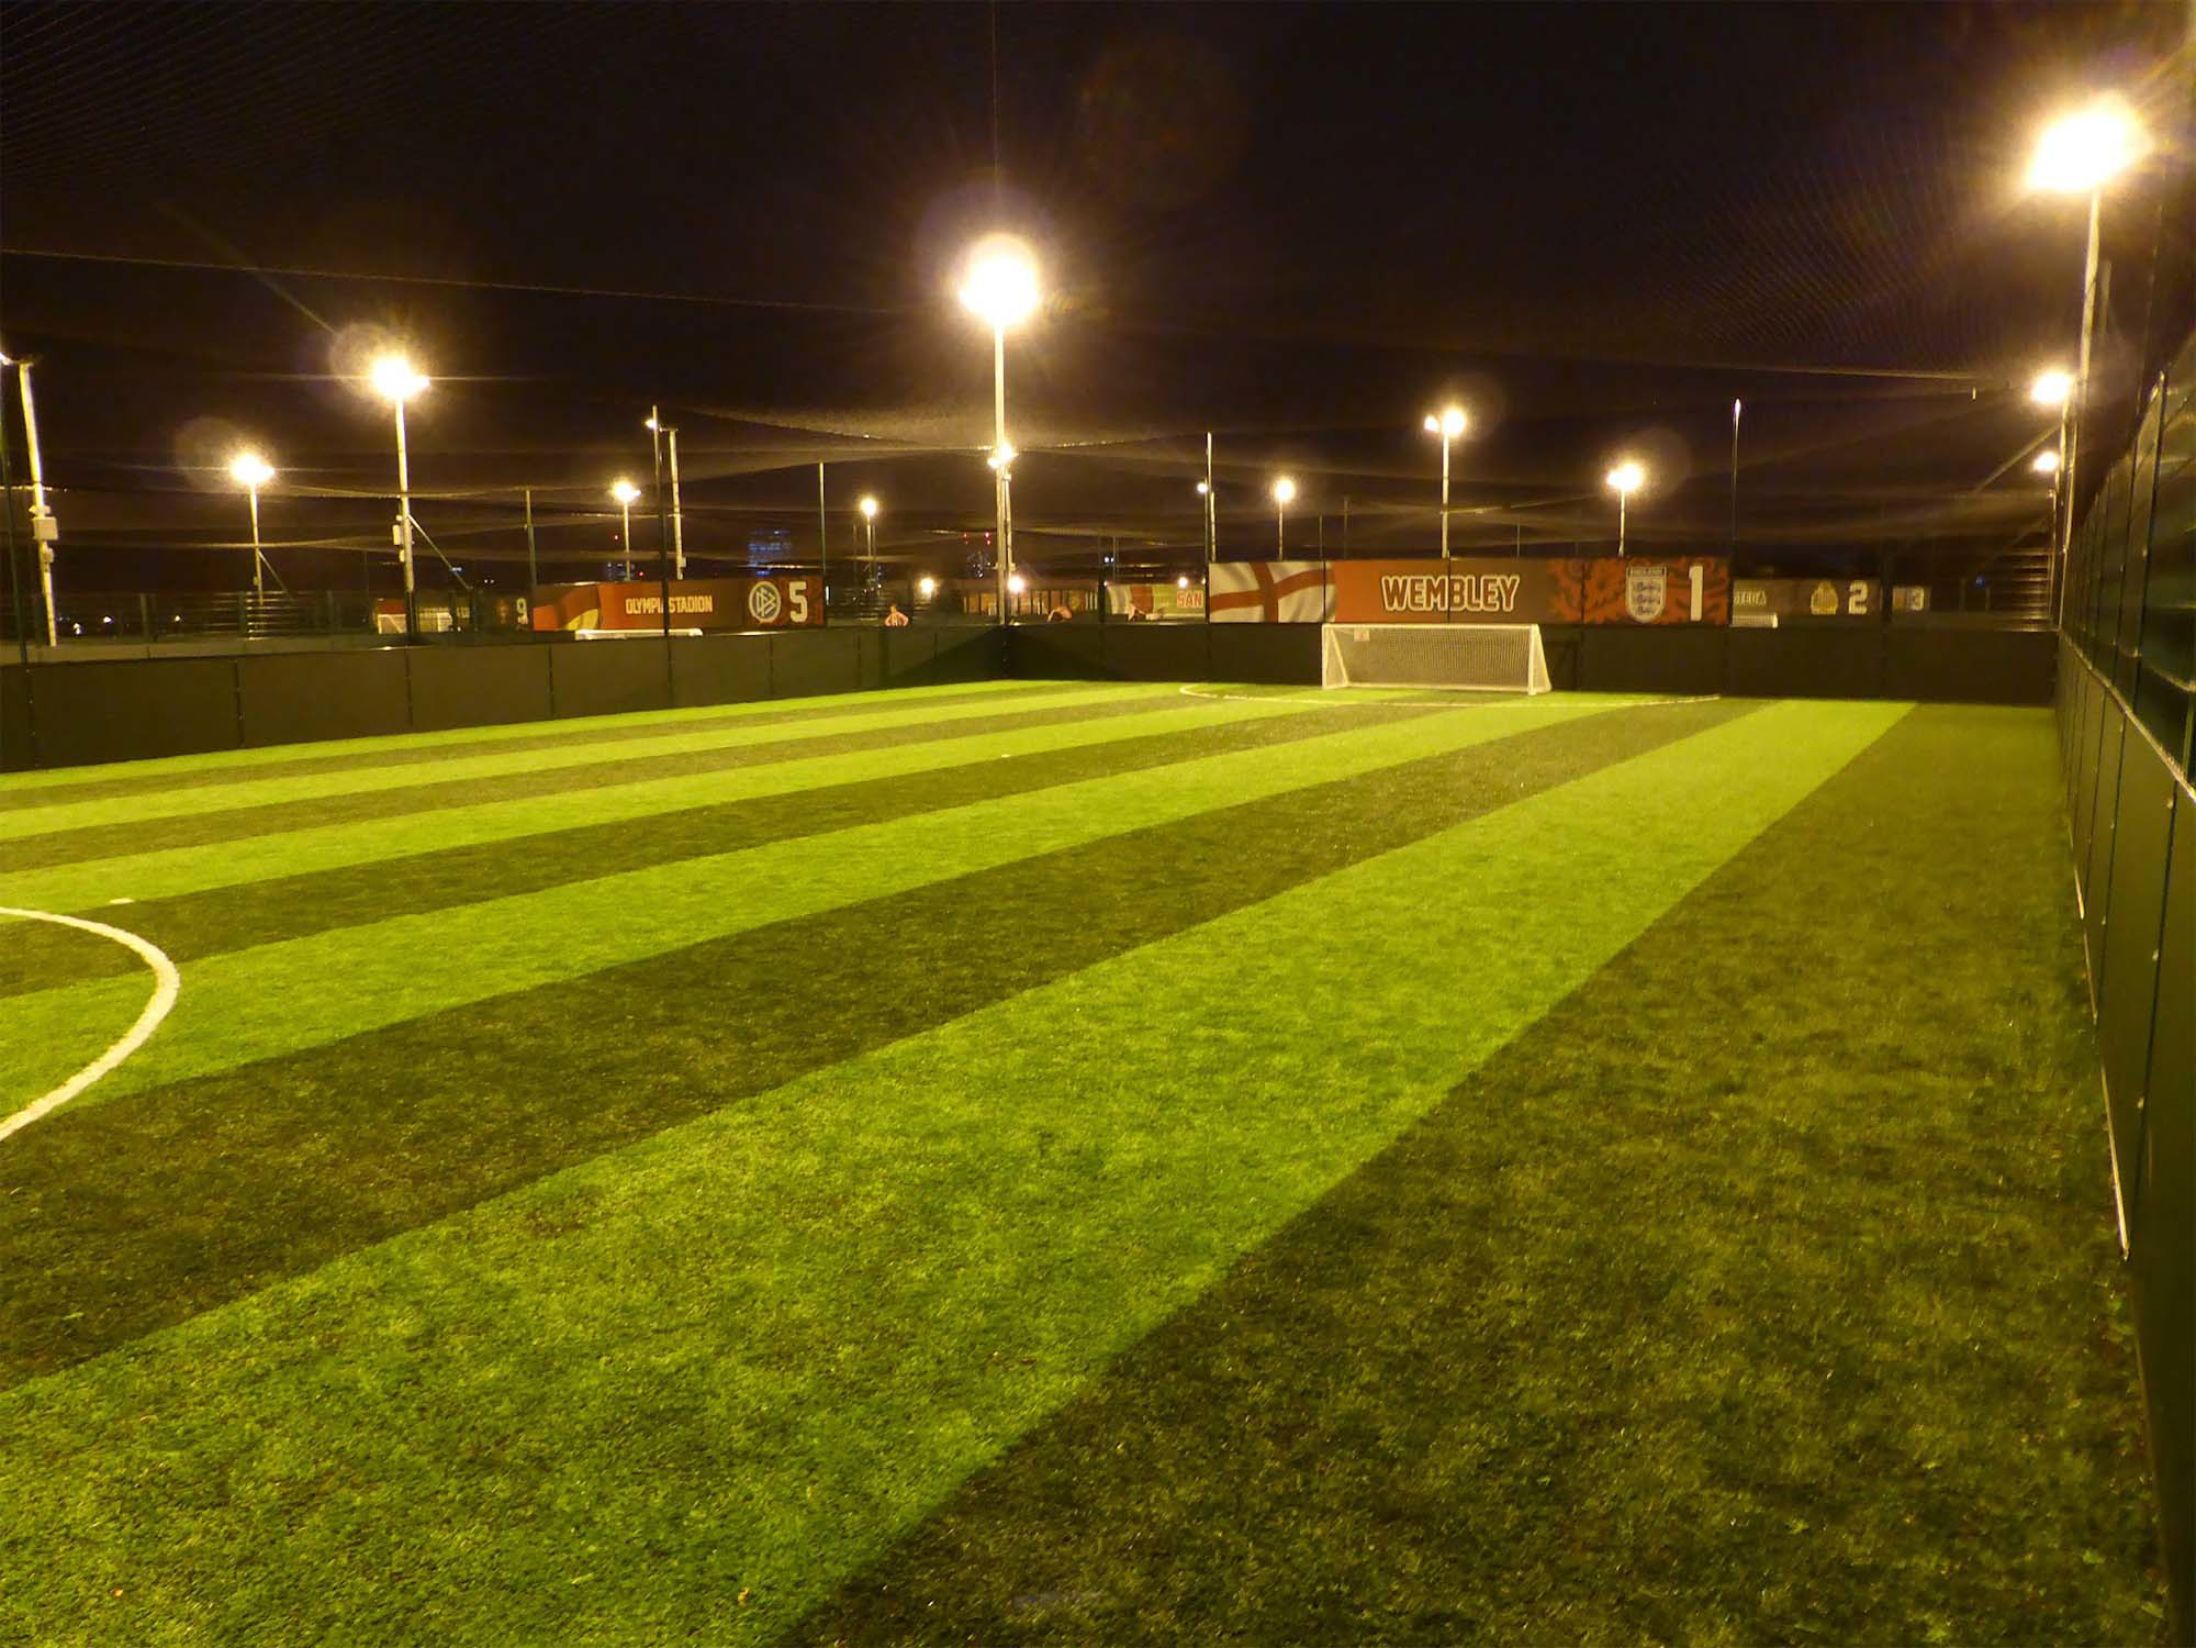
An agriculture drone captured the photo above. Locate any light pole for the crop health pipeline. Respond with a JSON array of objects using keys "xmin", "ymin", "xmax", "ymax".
[
  {"xmin": 646, "ymin": 410, "xmax": 687, "ymax": 578},
  {"xmin": 368, "ymin": 353, "xmax": 429, "ymax": 641},
  {"xmin": 228, "ymin": 451, "xmax": 275, "ymax": 600},
  {"xmin": 1422, "ymin": 405, "xmax": 1467, "ymax": 559},
  {"xmin": 1272, "ymin": 475, "xmax": 1296, "ymax": 554},
  {"xmin": 959, "ymin": 234, "xmax": 1039, "ymax": 622},
  {"xmin": 1605, "ymin": 460, "xmax": 1645, "ymax": 556},
  {"xmin": 1196, "ymin": 480, "xmax": 1213, "ymax": 561},
  {"xmin": 2027, "ymin": 97, "xmax": 2145, "ymax": 612},
  {"xmin": 611, "ymin": 479, "xmax": 641, "ymax": 579},
  {"xmin": 11, "ymin": 357, "xmax": 58, "ymax": 646},
  {"xmin": 1202, "ymin": 431, "xmax": 1216, "ymax": 561},
  {"xmin": 859, "ymin": 495, "xmax": 880, "ymax": 593}
]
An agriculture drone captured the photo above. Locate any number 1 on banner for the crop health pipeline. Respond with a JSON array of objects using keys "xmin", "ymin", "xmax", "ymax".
[{"xmin": 1688, "ymin": 563, "xmax": 1704, "ymax": 621}]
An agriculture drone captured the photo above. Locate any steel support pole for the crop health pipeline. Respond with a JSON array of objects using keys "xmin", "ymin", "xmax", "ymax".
[
  {"xmin": 1440, "ymin": 433, "xmax": 1451, "ymax": 559},
  {"xmin": 393, "ymin": 399, "xmax": 417, "ymax": 642},
  {"xmin": 667, "ymin": 427, "xmax": 686, "ymax": 579},
  {"xmin": 2056, "ymin": 190, "xmax": 2104, "ymax": 629},
  {"xmin": 18, "ymin": 364, "xmax": 57, "ymax": 647},
  {"xmin": 993, "ymin": 325, "xmax": 1010, "ymax": 623},
  {"xmin": 248, "ymin": 487, "xmax": 264, "ymax": 600}
]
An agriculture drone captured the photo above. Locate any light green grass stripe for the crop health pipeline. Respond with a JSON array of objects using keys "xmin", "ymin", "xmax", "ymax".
[
  {"xmin": 0, "ymin": 701, "xmax": 1907, "ymax": 1647},
  {"xmin": 0, "ymin": 693, "xmax": 1308, "ymax": 915},
  {"xmin": 0, "ymin": 698, "xmax": 1621, "ymax": 1116},
  {"xmin": 0, "ymin": 683, "xmax": 1162, "ymax": 841},
  {"xmin": 0, "ymin": 676, "xmax": 1049, "ymax": 794}
]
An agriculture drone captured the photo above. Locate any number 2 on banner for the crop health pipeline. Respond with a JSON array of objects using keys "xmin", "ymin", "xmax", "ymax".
[{"xmin": 1688, "ymin": 563, "xmax": 1704, "ymax": 621}]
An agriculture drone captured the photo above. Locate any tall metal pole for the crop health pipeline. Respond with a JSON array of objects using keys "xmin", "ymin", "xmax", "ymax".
[
  {"xmin": 1729, "ymin": 398, "xmax": 1742, "ymax": 550},
  {"xmin": 650, "ymin": 422, "xmax": 672, "ymax": 643},
  {"xmin": 1276, "ymin": 498, "xmax": 1286, "ymax": 555},
  {"xmin": 816, "ymin": 461, "xmax": 828, "ymax": 611},
  {"xmin": 393, "ymin": 398, "xmax": 417, "ymax": 643},
  {"xmin": 18, "ymin": 364, "xmax": 57, "ymax": 647},
  {"xmin": 247, "ymin": 485, "xmax": 264, "ymax": 600},
  {"xmin": 0, "ymin": 367, "xmax": 28, "ymax": 666},
  {"xmin": 523, "ymin": 487, "xmax": 538, "ymax": 593},
  {"xmin": 620, "ymin": 496, "xmax": 633, "ymax": 580},
  {"xmin": 1204, "ymin": 432, "xmax": 1216, "ymax": 563},
  {"xmin": 1618, "ymin": 491, "xmax": 1628, "ymax": 557},
  {"xmin": 993, "ymin": 324, "xmax": 1010, "ymax": 622},
  {"xmin": 2056, "ymin": 189, "xmax": 2103, "ymax": 628},
  {"xmin": 667, "ymin": 427, "xmax": 686, "ymax": 579},
  {"xmin": 1439, "ymin": 437, "xmax": 1451, "ymax": 559}
]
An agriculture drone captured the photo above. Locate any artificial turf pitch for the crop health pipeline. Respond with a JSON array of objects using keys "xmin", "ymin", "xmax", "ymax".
[{"xmin": 0, "ymin": 679, "xmax": 2168, "ymax": 1643}]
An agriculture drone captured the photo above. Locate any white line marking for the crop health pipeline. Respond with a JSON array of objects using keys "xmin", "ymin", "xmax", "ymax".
[
  {"xmin": 1178, "ymin": 684, "xmax": 1723, "ymax": 709},
  {"xmin": 0, "ymin": 906, "xmax": 180, "ymax": 1143}
]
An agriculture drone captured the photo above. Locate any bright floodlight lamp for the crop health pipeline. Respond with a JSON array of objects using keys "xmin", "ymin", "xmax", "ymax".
[
  {"xmin": 644, "ymin": 414, "xmax": 660, "ymax": 431},
  {"xmin": 2033, "ymin": 448, "xmax": 2063, "ymax": 476},
  {"xmin": 1007, "ymin": 572, "xmax": 1027, "ymax": 595},
  {"xmin": 958, "ymin": 235, "xmax": 1041, "ymax": 332},
  {"xmin": 918, "ymin": 574, "xmax": 939, "ymax": 598},
  {"xmin": 988, "ymin": 442, "xmax": 1017, "ymax": 472},
  {"xmin": 369, "ymin": 353, "xmax": 428, "ymax": 403},
  {"xmin": 1272, "ymin": 476, "xmax": 1297, "ymax": 506},
  {"xmin": 1195, "ymin": 480, "xmax": 1210, "ymax": 496},
  {"xmin": 2030, "ymin": 368, "xmax": 2074, "ymax": 408},
  {"xmin": 2028, "ymin": 99, "xmax": 2146, "ymax": 195},
  {"xmin": 1425, "ymin": 405, "xmax": 1468, "ymax": 439},
  {"xmin": 610, "ymin": 479, "xmax": 641, "ymax": 505},
  {"xmin": 228, "ymin": 451, "xmax": 274, "ymax": 490},
  {"xmin": 859, "ymin": 495, "xmax": 879, "ymax": 521},
  {"xmin": 1606, "ymin": 460, "xmax": 1646, "ymax": 495}
]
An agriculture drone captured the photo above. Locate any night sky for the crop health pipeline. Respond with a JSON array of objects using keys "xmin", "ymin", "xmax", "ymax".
[{"xmin": 1, "ymin": 2, "xmax": 2189, "ymax": 592}]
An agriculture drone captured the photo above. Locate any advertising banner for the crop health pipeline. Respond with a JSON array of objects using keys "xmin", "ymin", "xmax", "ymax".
[
  {"xmin": 1548, "ymin": 556, "xmax": 1730, "ymax": 625},
  {"xmin": 1105, "ymin": 580, "xmax": 1207, "ymax": 619},
  {"xmin": 1208, "ymin": 560, "xmax": 1334, "ymax": 622},
  {"xmin": 1330, "ymin": 559, "xmax": 1559, "ymax": 624},
  {"xmin": 529, "ymin": 577, "xmax": 823, "ymax": 633},
  {"xmin": 1330, "ymin": 557, "xmax": 1729, "ymax": 626},
  {"xmin": 1731, "ymin": 578, "xmax": 1882, "ymax": 625}
]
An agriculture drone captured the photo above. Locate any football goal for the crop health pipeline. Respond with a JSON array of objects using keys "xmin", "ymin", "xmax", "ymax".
[{"xmin": 1321, "ymin": 623, "xmax": 1551, "ymax": 694}]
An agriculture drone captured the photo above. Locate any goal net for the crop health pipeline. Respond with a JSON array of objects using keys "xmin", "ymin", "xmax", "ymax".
[{"xmin": 1322, "ymin": 623, "xmax": 1551, "ymax": 694}]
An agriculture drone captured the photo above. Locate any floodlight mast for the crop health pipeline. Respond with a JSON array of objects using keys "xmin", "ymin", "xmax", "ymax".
[
  {"xmin": 2027, "ymin": 98, "xmax": 2144, "ymax": 622},
  {"xmin": 1423, "ymin": 406, "xmax": 1467, "ymax": 559},
  {"xmin": 13, "ymin": 359, "xmax": 58, "ymax": 646},
  {"xmin": 959, "ymin": 235, "xmax": 1038, "ymax": 623},
  {"xmin": 369, "ymin": 354, "xmax": 428, "ymax": 642},
  {"xmin": 228, "ymin": 452, "xmax": 276, "ymax": 599},
  {"xmin": 1605, "ymin": 460, "xmax": 1645, "ymax": 555},
  {"xmin": 1272, "ymin": 475, "xmax": 1296, "ymax": 553}
]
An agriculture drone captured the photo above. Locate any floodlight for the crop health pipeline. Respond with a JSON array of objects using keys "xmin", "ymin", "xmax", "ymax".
[
  {"xmin": 2033, "ymin": 448, "xmax": 2062, "ymax": 476},
  {"xmin": 1605, "ymin": 460, "xmax": 1645, "ymax": 495},
  {"xmin": 958, "ymin": 235, "xmax": 1040, "ymax": 331},
  {"xmin": 369, "ymin": 354, "xmax": 428, "ymax": 403},
  {"xmin": 228, "ymin": 451, "xmax": 274, "ymax": 489},
  {"xmin": 2030, "ymin": 369, "xmax": 2073, "ymax": 408},
  {"xmin": 1272, "ymin": 475, "xmax": 1297, "ymax": 506},
  {"xmin": 2028, "ymin": 99, "xmax": 2145, "ymax": 195}
]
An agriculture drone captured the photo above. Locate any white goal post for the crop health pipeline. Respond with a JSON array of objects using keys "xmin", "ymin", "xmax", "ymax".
[{"xmin": 1321, "ymin": 623, "xmax": 1551, "ymax": 694}]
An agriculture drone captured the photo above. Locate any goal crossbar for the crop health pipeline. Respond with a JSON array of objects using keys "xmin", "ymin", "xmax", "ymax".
[{"xmin": 1322, "ymin": 622, "xmax": 1551, "ymax": 694}]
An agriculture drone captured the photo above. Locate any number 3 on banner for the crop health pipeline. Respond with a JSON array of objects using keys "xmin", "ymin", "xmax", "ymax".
[{"xmin": 1688, "ymin": 563, "xmax": 1704, "ymax": 621}]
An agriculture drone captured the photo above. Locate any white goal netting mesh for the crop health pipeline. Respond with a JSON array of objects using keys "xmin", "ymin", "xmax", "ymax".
[{"xmin": 1321, "ymin": 623, "xmax": 1551, "ymax": 694}]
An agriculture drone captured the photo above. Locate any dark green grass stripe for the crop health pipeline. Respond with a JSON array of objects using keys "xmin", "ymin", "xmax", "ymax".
[
  {"xmin": 0, "ymin": 699, "xmax": 1750, "ymax": 1388},
  {"xmin": 792, "ymin": 706, "xmax": 2164, "ymax": 1648},
  {"xmin": 0, "ymin": 683, "xmax": 1063, "ymax": 814},
  {"xmin": 2, "ymin": 693, "xmax": 1179, "ymax": 872},
  {"xmin": 0, "ymin": 703, "xmax": 1432, "ymax": 997}
]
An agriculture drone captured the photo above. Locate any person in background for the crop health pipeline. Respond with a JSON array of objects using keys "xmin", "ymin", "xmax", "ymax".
[{"xmin": 884, "ymin": 603, "xmax": 910, "ymax": 627}]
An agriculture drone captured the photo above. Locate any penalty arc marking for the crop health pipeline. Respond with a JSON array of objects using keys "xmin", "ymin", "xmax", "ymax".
[{"xmin": 0, "ymin": 906, "xmax": 180, "ymax": 1144}]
